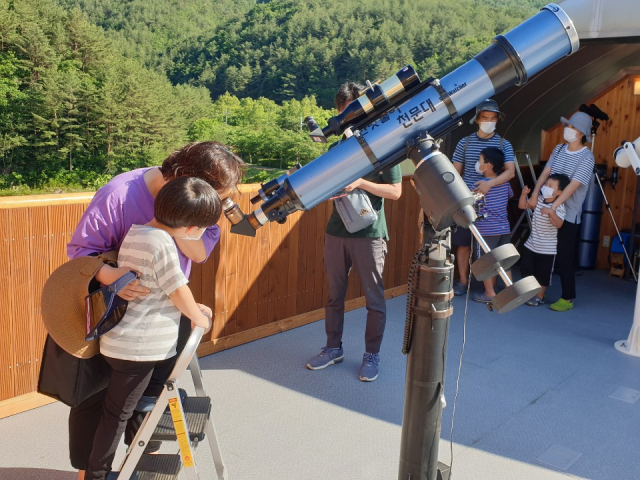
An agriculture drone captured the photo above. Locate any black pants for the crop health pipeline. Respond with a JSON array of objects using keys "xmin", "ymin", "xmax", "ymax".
[
  {"xmin": 556, "ymin": 220, "xmax": 581, "ymax": 300},
  {"xmin": 68, "ymin": 316, "xmax": 191, "ymax": 470},
  {"xmin": 520, "ymin": 246, "xmax": 556, "ymax": 287},
  {"xmin": 85, "ymin": 357, "xmax": 158, "ymax": 480}
]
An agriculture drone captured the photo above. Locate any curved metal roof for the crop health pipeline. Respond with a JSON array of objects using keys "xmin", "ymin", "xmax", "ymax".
[{"xmin": 447, "ymin": 0, "xmax": 640, "ymax": 162}]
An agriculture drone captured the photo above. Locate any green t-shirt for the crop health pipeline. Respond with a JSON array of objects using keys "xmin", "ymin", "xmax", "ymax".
[{"xmin": 325, "ymin": 164, "xmax": 403, "ymax": 240}]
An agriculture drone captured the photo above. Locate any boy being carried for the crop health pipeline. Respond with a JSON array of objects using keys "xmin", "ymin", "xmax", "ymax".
[
  {"xmin": 85, "ymin": 176, "xmax": 221, "ymax": 480},
  {"xmin": 518, "ymin": 173, "xmax": 570, "ymax": 306},
  {"xmin": 473, "ymin": 147, "xmax": 514, "ymax": 303}
]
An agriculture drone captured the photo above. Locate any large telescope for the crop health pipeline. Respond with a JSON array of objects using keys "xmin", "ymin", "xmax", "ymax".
[{"xmin": 227, "ymin": 3, "xmax": 579, "ymax": 236}]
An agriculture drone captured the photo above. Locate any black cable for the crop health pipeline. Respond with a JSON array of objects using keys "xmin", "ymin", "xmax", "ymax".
[{"xmin": 449, "ymin": 236, "xmax": 473, "ymax": 479}]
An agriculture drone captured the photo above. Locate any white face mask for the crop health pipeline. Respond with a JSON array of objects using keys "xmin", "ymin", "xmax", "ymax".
[
  {"xmin": 475, "ymin": 161, "xmax": 485, "ymax": 175},
  {"xmin": 563, "ymin": 127, "xmax": 580, "ymax": 143},
  {"xmin": 541, "ymin": 185, "xmax": 555, "ymax": 199},
  {"xmin": 179, "ymin": 227, "xmax": 205, "ymax": 241},
  {"xmin": 478, "ymin": 121, "xmax": 496, "ymax": 134}
]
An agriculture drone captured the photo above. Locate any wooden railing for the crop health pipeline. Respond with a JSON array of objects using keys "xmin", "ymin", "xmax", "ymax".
[{"xmin": 0, "ymin": 180, "xmax": 420, "ymax": 414}]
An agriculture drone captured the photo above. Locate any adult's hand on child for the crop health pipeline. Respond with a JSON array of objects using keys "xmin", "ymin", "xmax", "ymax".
[
  {"xmin": 117, "ymin": 280, "xmax": 150, "ymax": 301},
  {"xmin": 526, "ymin": 194, "xmax": 537, "ymax": 210},
  {"xmin": 95, "ymin": 264, "xmax": 149, "ymax": 300},
  {"xmin": 472, "ymin": 180, "xmax": 492, "ymax": 195}
]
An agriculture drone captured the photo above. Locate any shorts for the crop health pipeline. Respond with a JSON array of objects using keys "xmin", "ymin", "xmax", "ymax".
[
  {"xmin": 451, "ymin": 226, "xmax": 472, "ymax": 247},
  {"xmin": 475, "ymin": 233, "xmax": 511, "ymax": 262}
]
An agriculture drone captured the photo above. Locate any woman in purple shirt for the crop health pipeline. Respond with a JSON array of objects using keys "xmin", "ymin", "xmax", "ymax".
[{"xmin": 64, "ymin": 141, "xmax": 245, "ymax": 480}]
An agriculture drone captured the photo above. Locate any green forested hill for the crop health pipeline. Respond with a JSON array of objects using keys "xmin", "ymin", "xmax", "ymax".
[
  {"xmin": 1, "ymin": 0, "xmax": 546, "ymax": 194},
  {"xmin": 61, "ymin": 0, "xmax": 547, "ymax": 106}
]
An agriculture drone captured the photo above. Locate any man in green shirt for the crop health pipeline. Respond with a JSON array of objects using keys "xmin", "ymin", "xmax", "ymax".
[{"xmin": 306, "ymin": 82, "xmax": 403, "ymax": 382}]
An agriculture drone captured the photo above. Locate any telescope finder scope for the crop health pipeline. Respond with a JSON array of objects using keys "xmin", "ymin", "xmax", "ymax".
[{"xmin": 308, "ymin": 65, "xmax": 420, "ymax": 143}]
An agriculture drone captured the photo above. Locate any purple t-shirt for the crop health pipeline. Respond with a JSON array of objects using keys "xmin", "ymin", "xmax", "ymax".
[{"xmin": 67, "ymin": 168, "xmax": 220, "ymax": 278}]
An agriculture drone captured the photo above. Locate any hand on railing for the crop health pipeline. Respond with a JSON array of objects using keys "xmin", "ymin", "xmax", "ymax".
[{"xmin": 195, "ymin": 303, "xmax": 213, "ymax": 334}]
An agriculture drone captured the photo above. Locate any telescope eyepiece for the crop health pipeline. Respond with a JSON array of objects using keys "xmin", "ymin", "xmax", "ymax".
[
  {"xmin": 222, "ymin": 197, "xmax": 245, "ymax": 226},
  {"xmin": 304, "ymin": 116, "xmax": 327, "ymax": 143}
]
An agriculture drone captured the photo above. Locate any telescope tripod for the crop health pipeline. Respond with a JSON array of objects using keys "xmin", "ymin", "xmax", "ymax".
[
  {"xmin": 588, "ymin": 128, "xmax": 637, "ymax": 282},
  {"xmin": 398, "ymin": 135, "xmax": 541, "ymax": 480}
]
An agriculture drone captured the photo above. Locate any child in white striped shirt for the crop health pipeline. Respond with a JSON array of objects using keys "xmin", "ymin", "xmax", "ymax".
[
  {"xmin": 86, "ymin": 176, "xmax": 221, "ymax": 480},
  {"xmin": 518, "ymin": 173, "xmax": 570, "ymax": 306}
]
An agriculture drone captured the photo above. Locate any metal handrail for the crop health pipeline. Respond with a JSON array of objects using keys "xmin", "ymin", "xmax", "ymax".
[{"xmin": 168, "ymin": 325, "xmax": 205, "ymax": 383}]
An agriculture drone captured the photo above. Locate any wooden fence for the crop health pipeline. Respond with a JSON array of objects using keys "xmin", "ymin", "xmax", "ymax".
[{"xmin": 0, "ymin": 180, "xmax": 420, "ymax": 416}]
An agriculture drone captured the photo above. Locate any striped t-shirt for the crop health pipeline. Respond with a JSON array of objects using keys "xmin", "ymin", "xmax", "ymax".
[
  {"xmin": 546, "ymin": 145, "xmax": 594, "ymax": 224},
  {"xmin": 524, "ymin": 195, "xmax": 567, "ymax": 255},
  {"xmin": 475, "ymin": 180, "xmax": 514, "ymax": 236},
  {"xmin": 452, "ymin": 133, "xmax": 515, "ymax": 190},
  {"xmin": 100, "ymin": 225, "xmax": 189, "ymax": 362}
]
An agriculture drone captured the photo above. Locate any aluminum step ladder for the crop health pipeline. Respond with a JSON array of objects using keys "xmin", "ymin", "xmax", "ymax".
[
  {"xmin": 114, "ymin": 326, "xmax": 227, "ymax": 480},
  {"xmin": 510, "ymin": 150, "xmax": 538, "ymax": 248}
]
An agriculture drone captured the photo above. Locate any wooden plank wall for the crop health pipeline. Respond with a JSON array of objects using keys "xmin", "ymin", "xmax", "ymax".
[
  {"xmin": 0, "ymin": 180, "xmax": 420, "ymax": 406},
  {"xmin": 540, "ymin": 75, "xmax": 640, "ymax": 269},
  {"xmin": 0, "ymin": 193, "xmax": 94, "ymax": 404}
]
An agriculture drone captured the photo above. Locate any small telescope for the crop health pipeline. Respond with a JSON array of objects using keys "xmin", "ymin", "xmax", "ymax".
[{"xmin": 614, "ymin": 137, "xmax": 640, "ymax": 174}]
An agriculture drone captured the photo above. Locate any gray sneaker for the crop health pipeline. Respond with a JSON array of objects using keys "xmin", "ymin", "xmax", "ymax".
[
  {"xmin": 306, "ymin": 346, "xmax": 344, "ymax": 370},
  {"xmin": 453, "ymin": 282, "xmax": 468, "ymax": 296},
  {"xmin": 359, "ymin": 352, "xmax": 380, "ymax": 382}
]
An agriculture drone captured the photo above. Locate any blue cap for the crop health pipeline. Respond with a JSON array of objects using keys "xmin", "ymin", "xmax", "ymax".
[{"xmin": 469, "ymin": 99, "xmax": 505, "ymax": 124}]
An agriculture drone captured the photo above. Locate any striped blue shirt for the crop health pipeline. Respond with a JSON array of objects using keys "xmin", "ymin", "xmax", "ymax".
[
  {"xmin": 452, "ymin": 133, "xmax": 515, "ymax": 190},
  {"xmin": 475, "ymin": 180, "xmax": 514, "ymax": 236},
  {"xmin": 546, "ymin": 144, "xmax": 595, "ymax": 224}
]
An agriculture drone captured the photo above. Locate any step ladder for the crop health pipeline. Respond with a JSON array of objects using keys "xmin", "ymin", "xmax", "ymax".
[
  {"xmin": 114, "ymin": 326, "xmax": 227, "ymax": 480},
  {"xmin": 510, "ymin": 150, "xmax": 538, "ymax": 247}
]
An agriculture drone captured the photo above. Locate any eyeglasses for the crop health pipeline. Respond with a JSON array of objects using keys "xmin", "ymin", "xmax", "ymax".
[{"xmin": 85, "ymin": 270, "xmax": 138, "ymax": 341}]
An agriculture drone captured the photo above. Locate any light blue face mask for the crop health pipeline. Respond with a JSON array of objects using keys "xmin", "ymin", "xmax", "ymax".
[{"xmin": 541, "ymin": 185, "xmax": 555, "ymax": 199}]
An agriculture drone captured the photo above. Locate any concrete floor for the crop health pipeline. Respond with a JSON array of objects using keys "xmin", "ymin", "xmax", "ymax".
[{"xmin": 1, "ymin": 269, "xmax": 639, "ymax": 480}]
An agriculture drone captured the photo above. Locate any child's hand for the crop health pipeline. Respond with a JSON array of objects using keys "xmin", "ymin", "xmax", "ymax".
[
  {"xmin": 191, "ymin": 318, "xmax": 212, "ymax": 334},
  {"xmin": 191, "ymin": 303, "xmax": 212, "ymax": 333},
  {"xmin": 540, "ymin": 207, "xmax": 551, "ymax": 216},
  {"xmin": 521, "ymin": 186, "xmax": 531, "ymax": 196},
  {"xmin": 197, "ymin": 303, "xmax": 212, "ymax": 318}
]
